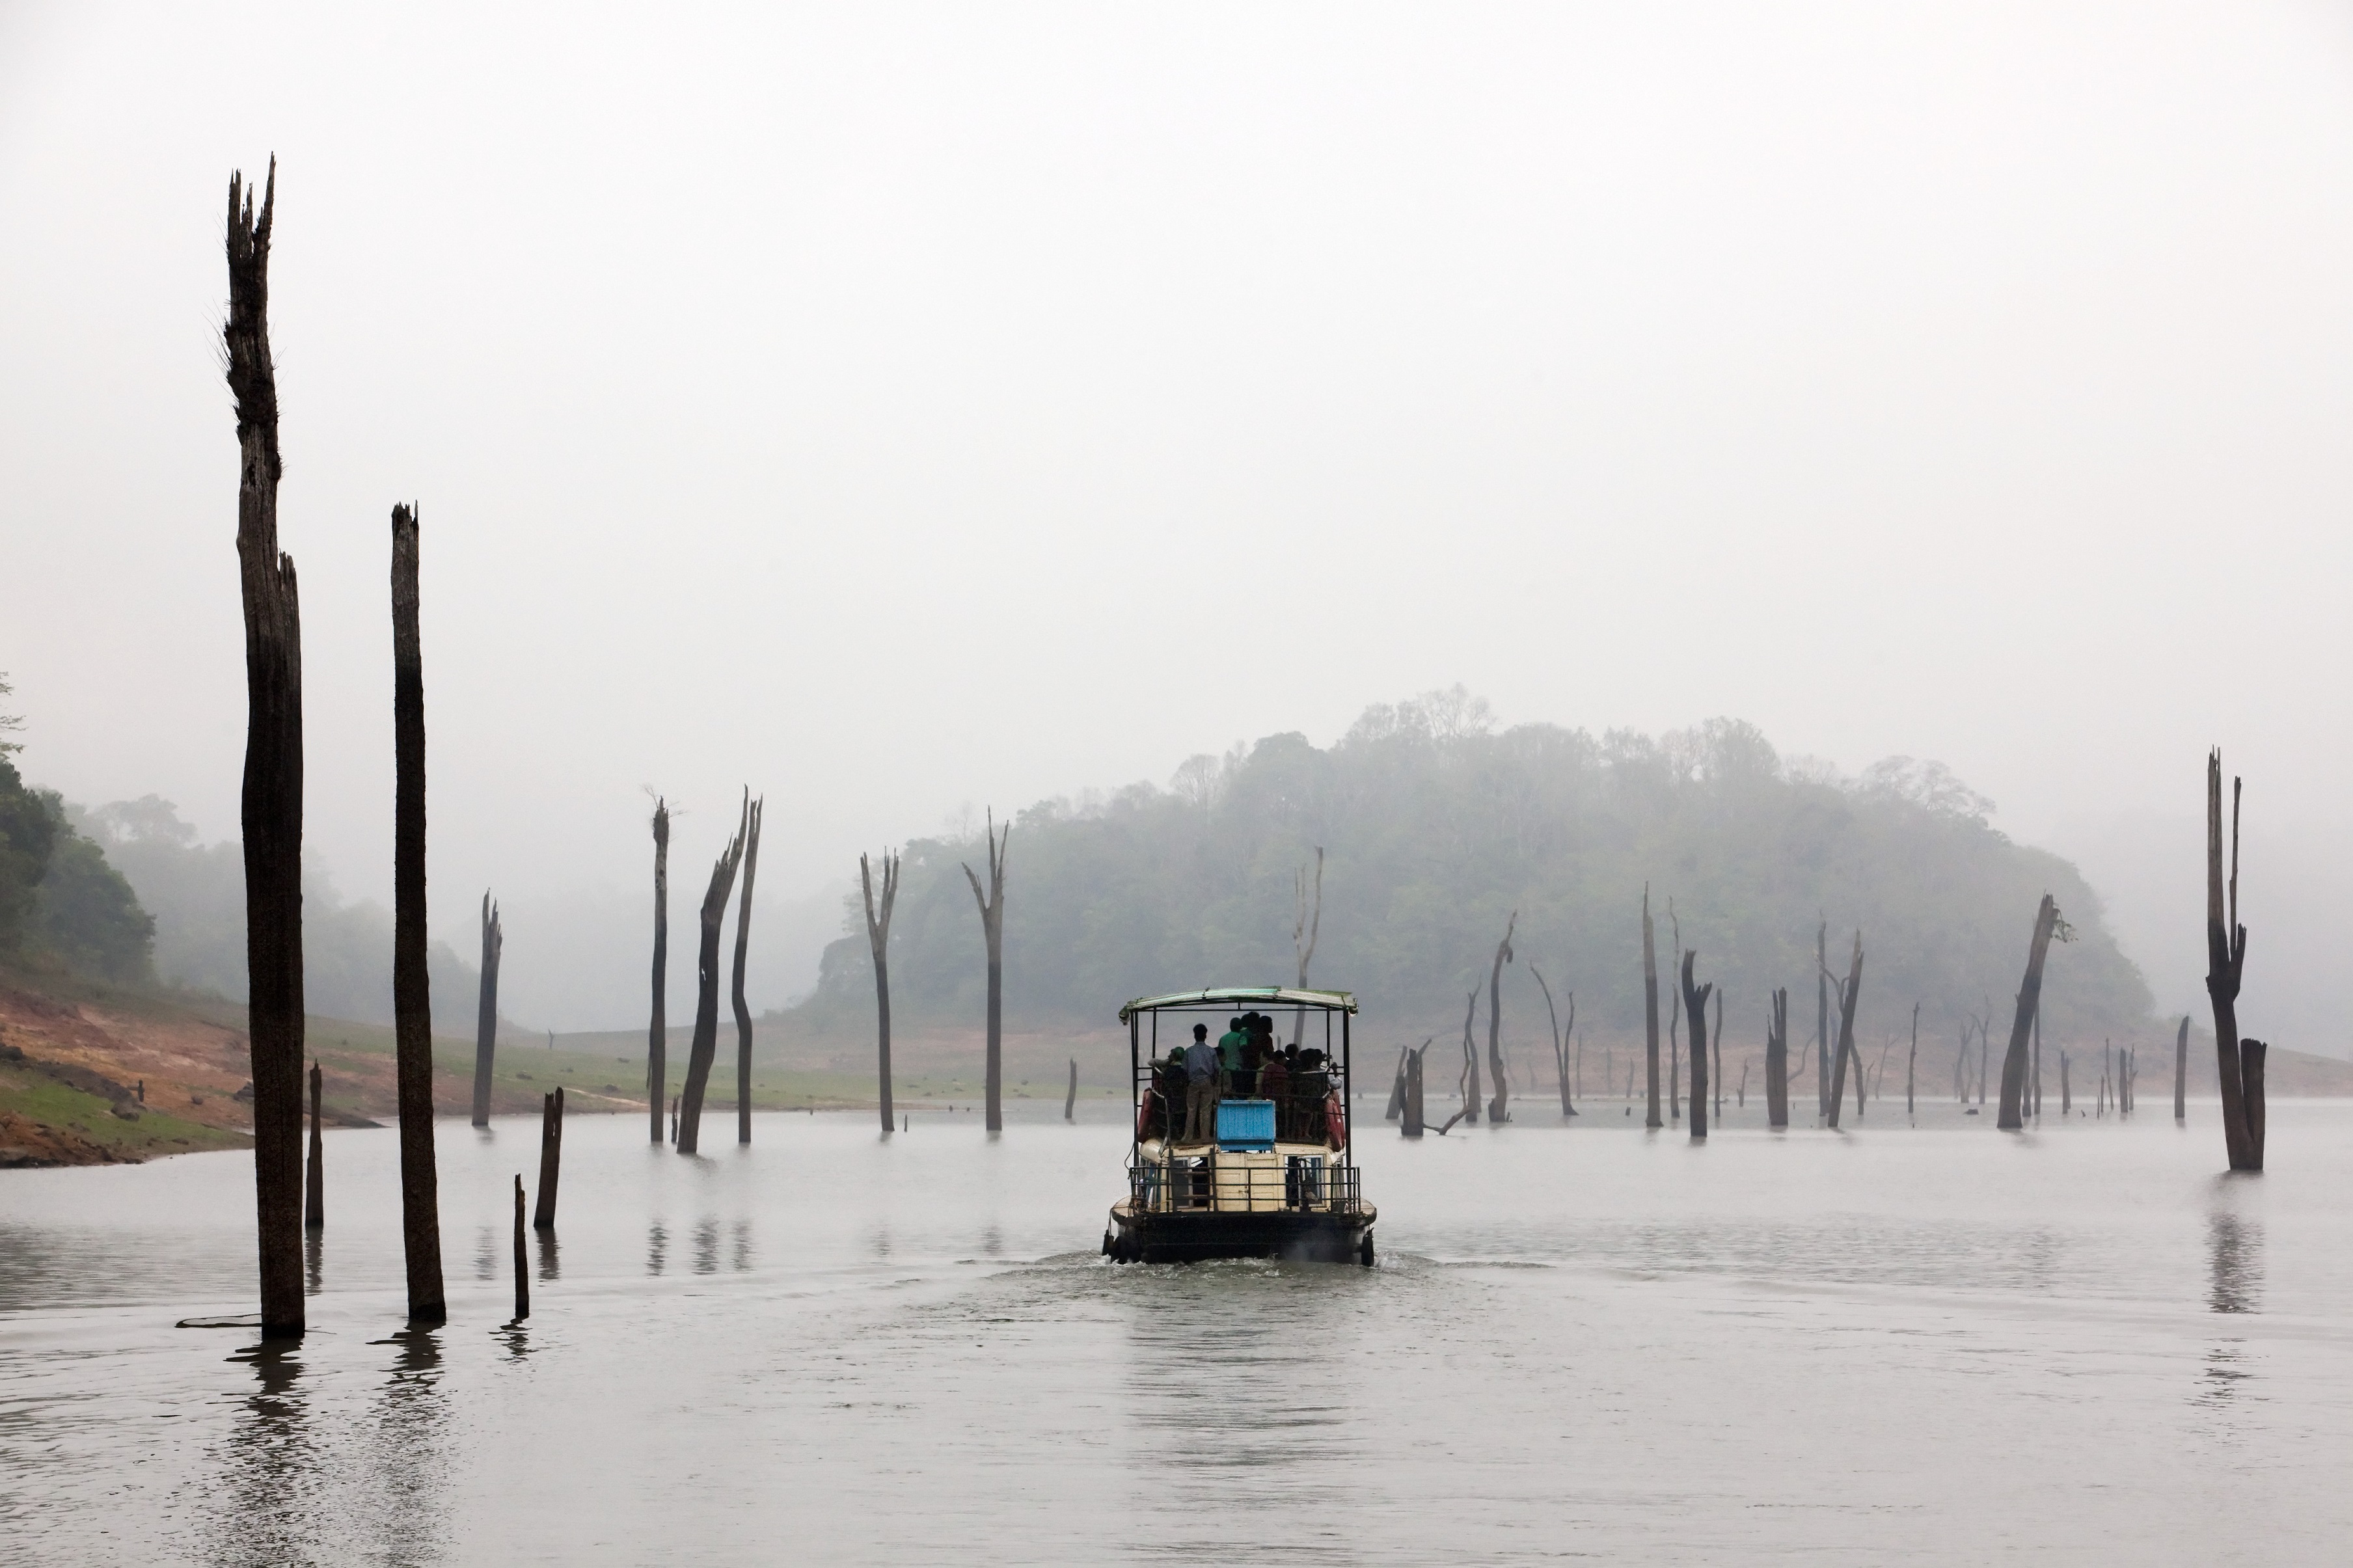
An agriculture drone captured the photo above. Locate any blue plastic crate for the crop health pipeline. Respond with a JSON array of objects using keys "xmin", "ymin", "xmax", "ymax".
[{"xmin": 1216, "ymin": 1099, "xmax": 1276, "ymax": 1150}]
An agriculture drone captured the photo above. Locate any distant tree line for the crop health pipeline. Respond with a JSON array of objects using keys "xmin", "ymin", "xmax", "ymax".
[
  {"xmin": 789, "ymin": 688, "xmax": 2156, "ymax": 1055},
  {"xmin": 0, "ymin": 706, "xmax": 154, "ymax": 984}
]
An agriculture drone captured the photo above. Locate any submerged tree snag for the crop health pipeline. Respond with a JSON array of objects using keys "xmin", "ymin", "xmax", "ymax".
[
  {"xmin": 471, "ymin": 893, "xmax": 502, "ymax": 1127},
  {"xmin": 961, "ymin": 811, "xmax": 1009, "ymax": 1133},
  {"xmin": 1486, "ymin": 912, "xmax": 1516, "ymax": 1123},
  {"xmin": 1401, "ymin": 1042, "xmax": 1426, "ymax": 1137},
  {"xmin": 1642, "ymin": 889, "xmax": 1662, "ymax": 1129},
  {"xmin": 1823, "ymin": 932, "xmax": 1863, "ymax": 1129},
  {"xmin": 1680, "ymin": 951, "xmax": 1713, "ymax": 1139},
  {"xmin": 1529, "ymin": 964, "xmax": 1574, "ymax": 1117},
  {"xmin": 863, "ymin": 849, "xmax": 901, "ymax": 1136},
  {"xmin": 2205, "ymin": 752, "xmax": 2263, "ymax": 1170},
  {"xmin": 1764, "ymin": 988, "xmax": 1789, "ymax": 1128},
  {"xmin": 647, "ymin": 798, "xmax": 670, "ymax": 1144},
  {"xmin": 1996, "ymin": 896, "xmax": 2063, "ymax": 1130},
  {"xmin": 677, "ymin": 794, "xmax": 749, "ymax": 1153},
  {"xmin": 732, "ymin": 795, "xmax": 765, "ymax": 1144},
  {"xmin": 389, "ymin": 504, "xmax": 444, "ymax": 1323},
  {"xmin": 226, "ymin": 161, "xmax": 305, "ymax": 1339},
  {"xmin": 532, "ymin": 1087, "xmax": 564, "ymax": 1230}
]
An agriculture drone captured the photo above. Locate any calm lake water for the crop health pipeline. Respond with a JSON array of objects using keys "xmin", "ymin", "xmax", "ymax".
[{"xmin": 4, "ymin": 1095, "xmax": 2348, "ymax": 1565}]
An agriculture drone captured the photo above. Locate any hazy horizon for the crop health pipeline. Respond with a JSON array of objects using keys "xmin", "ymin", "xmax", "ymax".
[{"xmin": 7, "ymin": 3, "xmax": 2350, "ymax": 1046}]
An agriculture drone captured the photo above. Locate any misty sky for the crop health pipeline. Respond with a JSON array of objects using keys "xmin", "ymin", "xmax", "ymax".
[{"xmin": 5, "ymin": 3, "xmax": 2350, "ymax": 1039}]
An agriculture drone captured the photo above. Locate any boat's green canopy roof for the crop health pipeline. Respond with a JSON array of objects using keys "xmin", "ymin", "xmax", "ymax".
[{"xmin": 1119, "ymin": 986, "xmax": 1357, "ymax": 1023}]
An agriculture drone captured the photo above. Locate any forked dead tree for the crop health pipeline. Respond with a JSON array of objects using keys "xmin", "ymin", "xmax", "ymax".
[
  {"xmin": 1641, "ymin": 888, "xmax": 1662, "ymax": 1128},
  {"xmin": 226, "ymin": 159, "xmax": 305, "ymax": 1339},
  {"xmin": 388, "ymin": 504, "xmax": 444, "ymax": 1323},
  {"xmin": 1765, "ymin": 988, "xmax": 1789, "ymax": 1128},
  {"xmin": 647, "ymin": 797, "xmax": 670, "ymax": 1144},
  {"xmin": 1823, "ymin": 932, "xmax": 1864, "ymax": 1129},
  {"xmin": 1486, "ymin": 912, "xmax": 1516, "ymax": 1122},
  {"xmin": 676, "ymin": 796, "xmax": 749, "ymax": 1154},
  {"xmin": 2206, "ymin": 753, "xmax": 2263, "ymax": 1170},
  {"xmin": 1529, "ymin": 964, "xmax": 1575, "ymax": 1117},
  {"xmin": 471, "ymin": 893, "xmax": 502, "ymax": 1128},
  {"xmin": 532, "ymin": 1087, "xmax": 564, "ymax": 1230},
  {"xmin": 732, "ymin": 794, "xmax": 765, "ymax": 1144},
  {"xmin": 1996, "ymin": 895, "xmax": 2065, "ymax": 1129},
  {"xmin": 2173, "ymin": 1014, "xmax": 2189, "ymax": 1122},
  {"xmin": 1680, "ymin": 951, "xmax": 1713, "ymax": 1139},
  {"xmin": 304, "ymin": 1060, "xmax": 323, "ymax": 1230},
  {"xmin": 961, "ymin": 811, "xmax": 1009, "ymax": 1133},
  {"xmin": 863, "ymin": 849, "xmax": 901, "ymax": 1136}
]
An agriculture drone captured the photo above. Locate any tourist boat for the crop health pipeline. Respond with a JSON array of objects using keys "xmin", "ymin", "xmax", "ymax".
[{"xmin": 1104, "ymin": 987, "xmax": 1376, "ymax": 1265}]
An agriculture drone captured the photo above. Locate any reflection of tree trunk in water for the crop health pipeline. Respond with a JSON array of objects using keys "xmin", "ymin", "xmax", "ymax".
[
  {"xmin": 388, "ymin": 504, "xmax": 444, "ymax": 1323},
  {"xmin": 732, "ymin": 796, "xmax": 763, "ymax": 1145},
  {"xmin": 225, "ymin": 161, "xmax": 305, "ymax": 1340}
]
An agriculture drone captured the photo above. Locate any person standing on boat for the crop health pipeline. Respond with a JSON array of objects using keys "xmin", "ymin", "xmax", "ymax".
[
  {"xmin": 1183, "ymin": 1023, "xmax": 1221, "ymax": 1144},
  {"xmin": 1217, "ymin": 1016, "xmax": 1249, "ymax": 1098}
]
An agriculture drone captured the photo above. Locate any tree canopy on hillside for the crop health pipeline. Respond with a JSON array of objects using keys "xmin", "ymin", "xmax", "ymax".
[{"xmin": 795, "ymin": 691, "xmax": 2155, "ymax": 1057}]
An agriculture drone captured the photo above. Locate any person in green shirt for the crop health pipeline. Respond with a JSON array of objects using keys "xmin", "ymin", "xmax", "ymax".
[{"xmin": 1217, "ymin": 1016, "xmax": 1248, "ymax": 1096}]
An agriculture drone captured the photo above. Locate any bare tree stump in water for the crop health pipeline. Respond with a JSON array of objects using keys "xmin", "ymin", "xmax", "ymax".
[
  {"xmin": 1064, "ymin": 1059, "xmax": 1076, "ymax": 1121},
  {"xmin": 1824, "ymin": 932, "xmax": 1864, "ymax": 1129},
  {"xmin": 1642, "ymin": 889, "xmax": 1662, "ymax": 1128},
  {"xmin": 1486, "ymin": 912, "xmax": 1516, "ymax": 1123},
  {"xmin": 511, "ymin": 1175, "xmax": 528, "ymax": 1321},
  {"xmin": 1385, "ymin": 1044, "xmax": 1409, "ymax": 1120},
  {"xmin": 1815, "ymin": 919, "xmax": 1830, "ymax": 1118},
  {"xmin": 1457, "ymin": 990, "xmax": 1481, "ymax": 1125},
  {"xmin": 2060, "ymin": 1050, "xmax": 2071, "ymax": 1115},
  {"xmin": 862, "ymin": 849, "xmax": 901, "ymax": 1136},
  {"xmin": 1530, "ymin": 965, "xmax": 1574, "ymax": 1118},
  {"xmin": 532, "ymin": 1088, "xmax": 563, "ymax": 1230},
  {"xmin": 647, "ymin": 798, "xmax": 669, "ymax": 1143},
  {"xmin": 677, "ymin": 794, "xmax": 749, "ymax": 1154},
  {"xmin": 388, "ymin": 504, "xmax": 444, "ymax": 1323},
  {"xmin": 2174, "ymin": 1015, "xmax": 2189, "ymax": 1122},
  {"xmin": 2031, "ymin": 1004, "xmax": 2043, "ymax": 1118},
  {"xmin": 1906, "ymin": 1002, "xmax": 1919, "ymax": 1119},
  {"xmin": 1996, "ymin": 895, "xmax": 2063, "ymax": 1130},
  {"xmin": 1765, "ymin": 988, "xmax": 1789, "ymax": 1128},
  {"xmin": 1680, "ymin": 951, "xmax": 1713, "ymax": 1139},
  {"xmin": 471, "ymin": 893, "xmax": 502, "ymax": 1128},
  {"xmin": 1402, "ymin": 1043, "xmax": 1426, "ymax": 1138},
  {"xmin": 304, "ymin": 1060, "xmax": 323, "ymax": 1230},
  {"xmin": 1711, "ymin": 988, "xmax": 1724, "ymax": 1121},
  {"xmin": 225, "ymin": 160, "xmax": 306, "ymax": 1340},
  {"xmin": 732, "ymin": 796, "xmax": 764, "ymax": 1145},
  {"xmin": 960, "ymin": 813, "xmax": 1009, "ymax": 1133}
]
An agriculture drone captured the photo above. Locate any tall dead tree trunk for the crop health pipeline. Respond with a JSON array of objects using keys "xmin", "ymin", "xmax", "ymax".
[
  {"xmin": 863, "ymin": 849, "xmax": 901, "ymax": 1136},
  {"xmin": 471, "ymin": 893, "xmax": 502, "ymax": 1127},
  {"xmin": 1291, "ymin": 846, "xmax": 1324, "ymax": 1050},
  {"xmin": 1815, "ymin": 919, "xmax": 1830, "ymax": 1118},
  {"xmin": 1064, "ymin": 1059, "xmax": 1076, "ymax": 1120},
  {"xmin": 1486, "ymin": 912, "xmax": 1516, "ymax": 1122},
  {"xmin": 1680, "ymin": 951, "xmax": 1713, "ymax": 1139},
  {"xmin": 1458, "ymin": 990, "xmax": 1481, "ymax": 1124},
  {"xmin": 1996, "ymin": 895, "xmax": 2063, "ymax": 1130},
  {"xmin": 1765, "ymin": 988, "xmax": 1789, "ymax": 1128},
  {"xmin": 2032, "ymin": 1004, "xmax": 2043, "ymax": 1118},
  {"xmin": 2173, "ymin": 1015, "xmax": 2189, "ymax": 1121},
  {"xmin": 647, "ymin": 798, "xmax": 669, "ymax": 1142},
  {"xmin": 1824, "ymin": 931, "xmax": 1863, "ymax": 1129},
  {"xmin": 1385, "ymin": 1044, "xmax": 1410, "ymax": 1120},
  {"xmin": 677, "ymin": 796, "xmax": 749, "ymax": 1154},
  {"xmin": 1402, "ymin": 1042, "xmax": 1426, "ymax": 1137},
  {"xmin": 731, "ymin": 795, "xmax": 763, "ymax": 1145},
  {"xmin": 1530, "ymin": 964, "xmax": 1574, "ymax": 1117},
  {"xmin": 532, "ymin": 1087, "xmax": 563, "ymax": 1229},
  {"xmin": 1642, "ymin": 889, "xmax": 1663, "ymax": 1128},
  {"xmin": 1711, "ymin": 988, "xmax": 1724, "ymax": 1121},
  {"xmin": 961, "ymin": 812, "xmax": 1009, "ymax": 1133},
  {"xmin": 2060, "ymin": 1050, "xmax": 2071, "ymax": 1114},
  {"xmin": 388, "ymin": 503, "xmax": 444, "ymax": 1323},
  {"xmin": 2206, "ymin": 753, "xmax": 2261, "ymax": 1170},
  {"xmin": 511, "ymin": 1175, "xmax": 528, "ymax": 1321},
  {"xmin": 303, "ymin": 1060, "xmax": 323, "ymax": 1230},
  {"xmin": 226, "ymin": 162, "xmax": 305, "ymax": 1338},
  {"xmin": 1906, "ymin": 1002, "xmax": 1919, "ymax": 1118}
]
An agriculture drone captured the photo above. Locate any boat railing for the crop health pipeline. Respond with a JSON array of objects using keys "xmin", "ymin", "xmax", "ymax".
[{"xmin": 1128, "ymin": 1154, "xmax": 1363, "ymax": 1217}]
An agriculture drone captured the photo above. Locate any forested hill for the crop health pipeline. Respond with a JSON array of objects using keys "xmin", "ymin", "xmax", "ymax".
[{"xmin": 793, "ymin": 693, "xmax": 2156, "ymax": 1056}]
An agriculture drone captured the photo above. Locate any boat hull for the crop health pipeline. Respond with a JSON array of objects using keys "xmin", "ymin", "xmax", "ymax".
[{"xmin": 1106, "ymin": 1200, "xmax": 1376, "ymax": 1265}]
